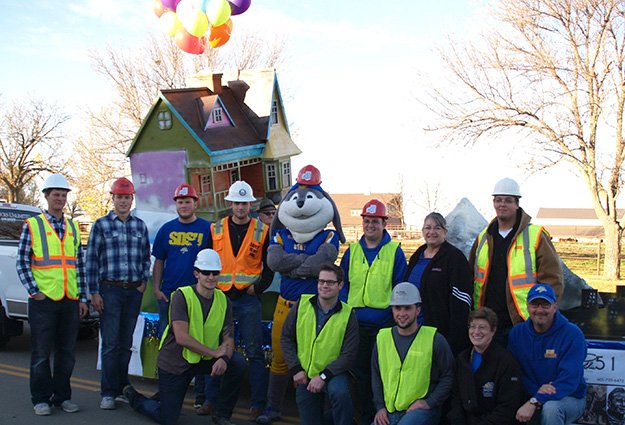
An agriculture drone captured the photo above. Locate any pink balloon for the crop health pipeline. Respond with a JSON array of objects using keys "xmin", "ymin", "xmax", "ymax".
[
  {"xmin": 227, "ymin": 0, "xmax": 250, "ymax": 15},
  {"xmin": 161, "ymin": 0, "xmax": 181, "ymax": 10}
]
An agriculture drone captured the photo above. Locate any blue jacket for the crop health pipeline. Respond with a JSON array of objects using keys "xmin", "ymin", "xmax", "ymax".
[
  {"xmin": 507, "ymin": 310, "xmax": 586, "ymax": 404},
  {"xmin": 339, "ymin": 230, "xmax": 407, "ymax": 327}
]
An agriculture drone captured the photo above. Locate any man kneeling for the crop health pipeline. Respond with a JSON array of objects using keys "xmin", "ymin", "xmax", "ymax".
[
  {"xmin": 281, "ymin": 263, "xmax": 359, "ymax": 425},
  {"xmin": 124, "ymin": 249, "xmax": 245, "ymax": 425}
]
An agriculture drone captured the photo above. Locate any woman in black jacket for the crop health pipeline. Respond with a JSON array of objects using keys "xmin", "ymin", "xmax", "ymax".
[
  {"xmin": 450, "ymin": 307, "xmax": 523, "ymax": 425},
  {"xmin": 405, "ymin": 212, "xmax": 473, "ymax": 354}
]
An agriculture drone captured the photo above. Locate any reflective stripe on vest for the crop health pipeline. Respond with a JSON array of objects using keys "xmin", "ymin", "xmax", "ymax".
[
  {"xmin": 377, "ymin": 326, "xmax": 436, "ymax": 413},
  {"xmin": 211, "ymin": 217, "xmax": 268, "ymax": 291},
  {"xmin": 473, "ymin": 224, "xmax": 543, "ymax": 320},
  {"xmin": 347, "ymin": 241, "xmax": 399, "ymax": 308},
  {"xmin": 159, "ymin": 286, "xmax": 227, "ymax": 364},
  {"xmin": 296, "ymin": 295, "xmax": 352, "ymax": 378},
  {"xmin": 26, "ymin": 214, "xmax": 79, "ymax": 301}
]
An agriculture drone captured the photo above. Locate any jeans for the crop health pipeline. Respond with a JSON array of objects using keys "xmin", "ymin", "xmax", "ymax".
[
  {"xmin": 129, "ymin": 353, "xmax": 246, "ymax": 425},
  {"xmin": 157, "ymin": 299, "xmax": 170, "ymax": 336},
  {"xmin": 534, "ymin": 396, "xmax": 586, "ymax": 425},
  {"xmin": 296, "ymin": 373, "xmax": 353, "ymax": 425},
  {"xmin": 99, "ymin": 283, "xmax": 143, "ymax": 397},
  {"xmin": 205, "ymin": 293, "xmax": 268, "ymax": 409},
  {"xmin": 355, "ymin": 324, "xmax": 384, "ymax": 424},
  {"xmin": 383, "ymin": 408, "xmax": 442, "ymax": 425},
  {"xmin": 28, "ymin": 297, "xmax": 80, "ymax": 405}
]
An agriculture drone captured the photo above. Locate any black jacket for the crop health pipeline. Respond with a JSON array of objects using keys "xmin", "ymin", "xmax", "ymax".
[
  {"xmin": 450, "ymin": 343, "xmax": 523, "ymax": 425},
  {"xmin": 405, "ymin": 241, "xmax": 473, "ymax": 354}
]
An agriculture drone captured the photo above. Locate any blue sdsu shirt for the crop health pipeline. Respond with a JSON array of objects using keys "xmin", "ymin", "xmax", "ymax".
[
  {"xmin": 271, "ymin": 229, "xmax": 340, "ymax": 301},
  {"xmin": 152, "ymin": 217, "xmax": 212, "ymax": 298}
]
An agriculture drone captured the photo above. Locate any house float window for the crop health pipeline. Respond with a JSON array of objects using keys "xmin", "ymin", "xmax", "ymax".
[
  {"xmin": 214, "ymin": 108, "xmax": 223, "ymax": 123},
  {"xmin": 266, "ymin": 163, "xmax": 277, "ymax": 191},
  {"xmin": 270, "ymin": 100, "xmax": 279, "ymax": 125},
  {"xmin": 230, "ymin": 169, "xmax": 239, "ymax": 184},
  {"xmin": 281, "ymin": 162, "xmax": 291, "ymax": 187},
  {"xmin": 350, "ymin": 209, "xmax": 361, "ymax": 217},
  {"xmin": 157, "ymin": 111, "xmax": 172, "ymax": 130},
  {"xmin": 200, "ymin": 174, "xmax": 211, "ymax": 194}
]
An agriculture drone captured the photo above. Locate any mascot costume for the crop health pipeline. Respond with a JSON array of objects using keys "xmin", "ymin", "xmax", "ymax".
[{"xmin": 258, "ymin": 164, "xmax": 345, "ymax": 423}]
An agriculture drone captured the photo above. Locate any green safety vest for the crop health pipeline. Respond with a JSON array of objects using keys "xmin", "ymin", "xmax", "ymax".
[
  {"xmin": 473, "ymin": 224, "xmax": 543, "ymax": 320},
  {"xmin": 26, "ymin": 214, "xmax": 80, "ymax": 301},
  {"xmin": 159, "ymin": 286, "xmax": 227, "ymax": 364},
  {"xmin": 296, "ymin": 295, "xmax": 352, "ymax": 378},
  {"xmin": 377, "ymin": 326, "xmax": 436, "ymax": 413},
  {"xmin": 347, "ymin": 241, "xmax": 399, "ymax": 308}
]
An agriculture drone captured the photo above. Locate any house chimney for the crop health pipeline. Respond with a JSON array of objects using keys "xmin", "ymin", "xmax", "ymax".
[{"xmin": 212, "ymin": 73, "xmax": 223, "ymax": 94}]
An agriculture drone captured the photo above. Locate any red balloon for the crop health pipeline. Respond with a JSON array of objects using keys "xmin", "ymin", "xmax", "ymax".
[
  {"xmin": 175, "ymin": 27, "xmax": 206, "ymax": 54},
  {"xmin": 153, "ymin": 0, "xmax": 166, "ymax": 17}
]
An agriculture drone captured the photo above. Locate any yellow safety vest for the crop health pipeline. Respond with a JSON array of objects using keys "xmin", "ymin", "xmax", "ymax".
[
  {"xmin": 473, "ymin": 224, "xmax": 543, "ymax": 320},
  {"xmin": 347, "ymin": 241, "xmax": 399, "ymax": 308},
  {"xmin": 159, "ymin": 286, "xmax": 227, "ymax": 364},
  {"xmin": 296, "ymin": 295, "xmax": 352, "ymax": 378},
  {"xmin": 26, "ymin": 214, "xmax": 80, "ymax": 301},
  {"xmin": 211, "ymin": 217, "xmax": 268, "ymax": 291},
  {"xmin": 377, "ymin": 326, "xmax": 436, "ymax": 413}
]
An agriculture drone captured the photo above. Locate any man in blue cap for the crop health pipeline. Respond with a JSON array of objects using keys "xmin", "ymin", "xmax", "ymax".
[{"xmin": 508, "ymin": 284, "xmax": 586, "ymax": 425}]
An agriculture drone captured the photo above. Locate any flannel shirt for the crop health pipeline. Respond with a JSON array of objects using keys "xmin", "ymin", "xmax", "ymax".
[
  {"xmin": 16, "ymin": 211, "xmax": 87, "ymax": 302},
  {"xmin": 85, "ymin": 211, "xmax": 151, "ymax": 294}
]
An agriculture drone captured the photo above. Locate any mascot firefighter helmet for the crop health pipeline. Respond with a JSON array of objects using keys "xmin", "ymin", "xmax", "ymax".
[
  {"xmin": 194, "ymin": 249, "xmax": 222, "ymax": 271},
  {"xmin": 361, "ymin": 199, "xmax": 388, "ymax": 219},
  {"xmin": 173, "ymin": 183, "xmax": 198, "ymax": 200},
  {"xmin": 225, "ymin": 180, "xmax": 256, "ymax": 202},
  {"xmin": 110, "ymin": 177, "xmax": 135, "ymax": 195},
  {"xmin": 296, "ymin": 165, "xmax": 322, "ymax": 186}
]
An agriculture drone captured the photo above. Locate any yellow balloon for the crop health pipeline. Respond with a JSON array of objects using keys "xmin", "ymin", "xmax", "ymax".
[
  {"xmin": 206, "ymin": 0, "xmax": 231, "ymax": 27},
  {"xmin": 183, "ymin": 11, "xmax": 209, "ymax": 37},
  {"xmin": 160, "ymin": 11, "xmax": 182, "ymax": 37}
]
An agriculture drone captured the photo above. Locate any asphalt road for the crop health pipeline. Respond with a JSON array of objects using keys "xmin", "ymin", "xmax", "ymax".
[{"xmin": 0, "ymin": 324, "xmax": 299, "ymax": 425}]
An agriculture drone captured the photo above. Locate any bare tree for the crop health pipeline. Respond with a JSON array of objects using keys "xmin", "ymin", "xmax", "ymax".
[
  {"xmin": 428, "ymin": 0, "xmax": 625, "ymax": 279},
  {"xmin": 0, "ymin": 98, "xmax": 68, "ymax": 203}
]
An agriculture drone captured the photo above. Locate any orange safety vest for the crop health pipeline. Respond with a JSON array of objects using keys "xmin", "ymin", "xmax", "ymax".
[
  {"xmin": 26, "ymin": 213, "xmax": 80, "ymax": 301},
  {"xmin": 211, "ymin": 217, "xmax": 268, "ymax": 291}
]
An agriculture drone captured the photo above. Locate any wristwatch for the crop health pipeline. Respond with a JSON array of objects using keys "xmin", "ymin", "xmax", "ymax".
[
  {"xmin": 319, "ymin": 372, "xmax": 328, "ymax": 382},
  {"xmin": 529, "ymin": 397, "xmax": 542, "ymax": 408}
]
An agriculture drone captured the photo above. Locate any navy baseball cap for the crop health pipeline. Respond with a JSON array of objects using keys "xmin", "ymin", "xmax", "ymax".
[{"xmin": 527, "ymin": 284, "xmax": 556, "ymax": 304}]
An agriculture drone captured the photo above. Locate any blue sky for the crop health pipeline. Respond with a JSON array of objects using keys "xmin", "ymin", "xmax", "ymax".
[{"xmin": 0, "ymin": 0, "xmax": 590, "ymax": 224}]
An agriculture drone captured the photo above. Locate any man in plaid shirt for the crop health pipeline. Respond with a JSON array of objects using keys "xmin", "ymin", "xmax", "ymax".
[
  {"xmin": 85, "ymin": 177, "xmax": 151, "ymax": 411},
  {"xmin": 16, "ymin": 173, "xmax": 88, "ymax": 416}
]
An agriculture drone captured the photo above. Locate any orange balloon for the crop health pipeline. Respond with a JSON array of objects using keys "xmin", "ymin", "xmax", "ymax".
[{"xmin": 208, "ymin": 19, "xmax": 232, "ymax": 47}]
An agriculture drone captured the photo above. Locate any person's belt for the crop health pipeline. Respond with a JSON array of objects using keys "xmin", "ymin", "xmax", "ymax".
[{"xmin": 101, "ymin": 279, "xmax": 142, "ymax": 289}]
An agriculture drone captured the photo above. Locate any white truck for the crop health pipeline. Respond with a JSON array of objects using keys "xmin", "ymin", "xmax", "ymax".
[{"xmin": 0, "ymin": 202, "xmax": 98, "ymax": 348}]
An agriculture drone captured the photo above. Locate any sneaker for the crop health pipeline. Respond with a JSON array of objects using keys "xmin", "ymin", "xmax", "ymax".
[
  {"xmin": 61, "ymin": 400, "xmax": 80, "ymax": 413},
  {"xmin": 123, "ymin": 385, "xmax": 138, "ymax": 405},
  {"xmin": 100, "ymin": 396, "xmax": 115, "ymax": 410},
  {"xmin": 194, "ymin": 395, "xmax": 205, "ymax": 409},
  {"xmin": 34, "ymin": 403, "xmax": 52, "ymax": 416},
  {"xmin": 114, "ymin": 394, "xmax": 129, "ymax": 404},
  {"xmin": 249, "ymin": 407, "xmax": 263, "ymax": 421},
  {"xmin": 196, "ymin": 403, "xmax": 213, "ymax": 416},
  {"xmin": 256, "ymin": 407, "xmax": 281, "ymax": 424},
  {"xmin": 212, "ymin": 416, "xmax": 235, "ymax": 425}
]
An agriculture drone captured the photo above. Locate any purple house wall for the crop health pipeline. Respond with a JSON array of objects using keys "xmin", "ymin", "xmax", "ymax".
[{"xmin": 130, "ymin": 151, "xmax": 187, "ymax": 213}]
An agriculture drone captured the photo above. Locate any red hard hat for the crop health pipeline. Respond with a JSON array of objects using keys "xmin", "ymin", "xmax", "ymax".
[
  {"xmin": 173, "ymin": 183, "xmax": 198, "ymax": 200},
  {"xmin": 110, "ymin": 177, "xmax": 135, "ymax": 195},
  {"xmin": 361, "ymin": 199, "xmax": 388, "ymax": 218},
  {"xmin": 296, "ymin": 165, "xmax": 322, "ymax": 185}
]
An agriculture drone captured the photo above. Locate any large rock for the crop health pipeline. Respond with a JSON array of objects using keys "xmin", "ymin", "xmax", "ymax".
[{"xmin": 444, "ymin": 198, "xmax": 590, "ymax": 311}]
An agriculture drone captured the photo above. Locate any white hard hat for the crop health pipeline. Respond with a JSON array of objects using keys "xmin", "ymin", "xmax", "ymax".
[
  {"xmin": 492, "ymin": 178, "xmax": 521, "ymax": 198},
  {"xmin": 194, "ymin": 249, "xmax": 222, "ymax": 271},
  {"xmin": 389, "ymin": 282, "xmax": 422, "ymax": 306},
  {"xmin": 224, "ymin": 180, "xmax": 255, "ymax": 202},
  {"xmin": 42, "ymin": 173, "xmax": 71, "ymax": 193}
]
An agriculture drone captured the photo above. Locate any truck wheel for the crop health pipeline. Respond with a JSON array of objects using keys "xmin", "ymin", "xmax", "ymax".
[{"xmin": 0, "ymin": 306, "xmax": 12, "ymax": 348}]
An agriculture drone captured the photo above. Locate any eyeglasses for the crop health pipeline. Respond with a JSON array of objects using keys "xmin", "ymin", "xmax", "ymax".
[
  {"xmin": 317, "ymin": 279, "xmax": 339, "ymax": 286},
  {"xmin": 529, "ymin": 300, "xmax": 553, "ymax": 309},
  {"xmin": 423, "ymin": 226, "xmax": 444, "ymax": 232},
  {"xmin": 199, "ymin": 270, "xmax": 220, "ymax": 276},
  {"xmin": 260, "ymin": 211, "xmax": 275, "ymax": 216},
  {"xmin": 493, "ymin": 197, "xmax": 517, "ymax": 205}
]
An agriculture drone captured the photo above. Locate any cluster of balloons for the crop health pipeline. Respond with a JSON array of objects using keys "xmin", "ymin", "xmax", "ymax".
[{"xmin": 153, "ymin": 0, "xmax": 251, "ymax": 54}]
